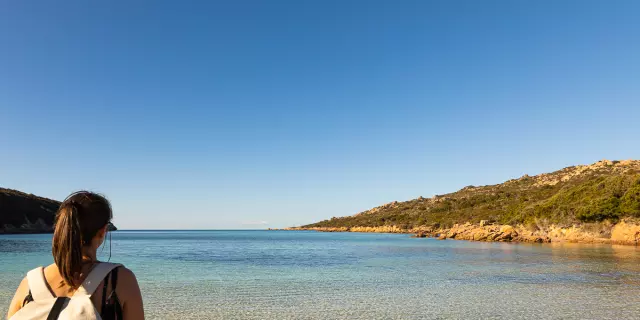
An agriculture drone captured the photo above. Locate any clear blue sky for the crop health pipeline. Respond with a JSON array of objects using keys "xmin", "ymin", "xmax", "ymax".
[{"xmin": 1, "ymin": 1, "xmax": 639, "ymax": 229}]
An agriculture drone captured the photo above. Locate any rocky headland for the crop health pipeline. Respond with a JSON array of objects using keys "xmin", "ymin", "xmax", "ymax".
[
  {"xmin": 0, "ymin": 188, "xmax": 117, "ymax": 234},
  {"xmin": 286, "ymin": 160, "xmax": 640, "ymax": 246}
]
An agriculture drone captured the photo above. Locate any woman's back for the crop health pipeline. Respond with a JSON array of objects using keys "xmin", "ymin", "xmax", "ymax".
[{"xmin": 6, "ymin": 191, "xmax": 144, "ymax": 320}]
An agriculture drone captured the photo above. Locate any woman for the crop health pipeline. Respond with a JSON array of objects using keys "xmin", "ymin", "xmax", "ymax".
[{"xmin": 7, "ymin": 191, "xmax": 144, "ymax": 320}]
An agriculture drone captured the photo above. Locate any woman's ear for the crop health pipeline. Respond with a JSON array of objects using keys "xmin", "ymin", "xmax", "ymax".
[{"xmin": 94, "ymin": 225, "xmax": 109, "ymax": 246}]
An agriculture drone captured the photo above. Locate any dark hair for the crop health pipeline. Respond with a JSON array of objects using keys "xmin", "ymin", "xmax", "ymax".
[{"xmin": 52, "ymin": 191, "xmax": 113, "ymax": 287}]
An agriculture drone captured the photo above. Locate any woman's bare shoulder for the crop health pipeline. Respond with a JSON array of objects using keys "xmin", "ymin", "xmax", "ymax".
[
  {"xmin": 14, "ymin": 276, "xmax": 29, "ymax": 296},
  {"xmin": 7, "ymin": 276, "xmax": 29, "ymax": 318},
  {"xmin": 116, "ymin": 266, "xmax": 138, "ymax": 282},
  {"xmin": 115, "ymin": 266, "xmax": 141, "ymax": 299},
  {"xmin": 114, "ymin": 266, "xmax": 144, "ymax": 318}
]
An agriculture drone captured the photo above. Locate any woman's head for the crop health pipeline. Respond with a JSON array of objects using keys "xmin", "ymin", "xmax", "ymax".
[{"xmin": 52, "ymin": 191, "xmax": 113, "ymax": 287}]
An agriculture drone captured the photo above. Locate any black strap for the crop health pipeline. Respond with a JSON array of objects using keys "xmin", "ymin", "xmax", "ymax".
[
  {"xmin": 112, "ymin": 268, "xmax": 123, "ymax": 319},
  {"xmin": 115, "ymin": 297, "xmax": 123, "ymax": 320},
  {"xmin": 112, "ymin": 267, "xmax": 119, "ymax": 289},
  {"xmin": 100, "ymin": 267, "xmax": 123, "ymax": 320},
  {"xmin": 101, "ymin": 270, "xmax": 111, "ymax": 311},
  {"xmin": 22, "ymin": 290, "xmax": 33, "ymax": 307},
  {"xmin": 46, "ymin": 297, "xmax": 69, "ymax": 320}
]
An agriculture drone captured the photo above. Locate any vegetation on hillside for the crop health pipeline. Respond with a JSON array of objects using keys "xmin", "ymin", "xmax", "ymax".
[{"xmin": 303, "ymin": 160, "xmax": 640, "ymax": 230}]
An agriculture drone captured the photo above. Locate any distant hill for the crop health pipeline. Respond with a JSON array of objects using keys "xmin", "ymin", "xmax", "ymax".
[
  {"xmin": 0, "ymin": 188, "xmax": 117, "ymax": 234},
  {"xmin": 303, "ymin": 160, "xmax": 640, "ymax": 230}
]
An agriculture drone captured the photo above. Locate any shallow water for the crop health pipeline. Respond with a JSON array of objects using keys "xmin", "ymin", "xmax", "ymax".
[{"xmin": 1, "ymin": 230, "xmax": 639, "ymax": 319}]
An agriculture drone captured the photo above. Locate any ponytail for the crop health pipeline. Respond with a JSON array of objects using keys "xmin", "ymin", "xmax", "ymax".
[
  {"xmin": 52, "ymin": 191, "xmax": 113, "ymax": 288},
  {"xmin": 52, "ymin": 202, "xmax": 84, "ymax": 287}
]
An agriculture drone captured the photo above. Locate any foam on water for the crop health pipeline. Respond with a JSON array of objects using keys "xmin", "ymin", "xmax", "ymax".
[{"xmin": 1, "ymin": 231, "xmax": 640, "ymax": 319}]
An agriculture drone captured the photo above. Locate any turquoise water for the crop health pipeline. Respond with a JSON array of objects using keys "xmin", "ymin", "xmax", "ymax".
[{"xmin": 1, "ymin": 231, "xmax": 640, "ymax": 319}]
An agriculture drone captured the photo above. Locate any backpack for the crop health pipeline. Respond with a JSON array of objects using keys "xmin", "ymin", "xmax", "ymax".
[{"xmin": 10, "ymin": 262, "xmax": 122, "ymax": 320}]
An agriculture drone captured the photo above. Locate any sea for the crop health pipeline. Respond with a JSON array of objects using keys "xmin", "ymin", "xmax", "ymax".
[{"xmin": 1, "ymin": 230, "xmax": 639, "ymax": 319}]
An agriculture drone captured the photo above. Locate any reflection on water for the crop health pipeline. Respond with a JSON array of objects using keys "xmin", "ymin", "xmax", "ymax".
[{"xmin": 1, "ymin": 231, "xmax": 639, "ymax": 319}]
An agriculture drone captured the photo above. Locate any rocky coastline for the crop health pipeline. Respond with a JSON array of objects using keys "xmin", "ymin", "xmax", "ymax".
[
  {"xmin": 281, "ymin": 220, "xmax": 640, "ymax": 246},
  {"xmin": 0, "ymin": 187, "xmax": 117, "ymax": 234},
  {"xmin": 291, "ymin": 160, "xmax": 640, "ymax": 246}
]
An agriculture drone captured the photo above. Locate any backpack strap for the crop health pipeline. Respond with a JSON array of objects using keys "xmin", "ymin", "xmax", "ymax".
[
  {"xmin": 26, "ymin": 267, "xmax": 55, "ymax": 300},
  {"xmin": 46, "ymin": 297, "xmax": 70, "ymax": 320},
  {"xmin": 111, "ymin": 268, "xmax": 124, "ymax": 319},
  {"xmin": 101, "ymin": 270, "xmax": 110, "ymax": 309},
  {"xmin": 73, "ymin": 263, "xmax": 122, "ymax": 297}
]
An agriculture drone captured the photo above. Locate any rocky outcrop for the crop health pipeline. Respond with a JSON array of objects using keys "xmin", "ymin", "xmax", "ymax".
[
  {"xmin": 431, "ymin": 221, "xmax": 640, "ymax": 244},
  {"xmin": 285, "ymin": 220, "xmax": 640, "ymax": 246},
  {"xmin": 611, "ymin": 221, "xmax": 640, "ymax": 245},
  {"xmin": 0, "ymin": 188, "xmax": 117, "ymax": 234},
  {"xmin": 531, "ymin": 159, "xmax": 640, "ymax": 187},
  {"xmin": 435, "ymin": 223, "xmax": 550, "ymax": 243}
]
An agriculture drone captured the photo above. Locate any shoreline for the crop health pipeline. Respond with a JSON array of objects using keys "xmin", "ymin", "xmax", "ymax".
[{"xmin": 278, "ymin": 220, "xmax": 640, "ymax": 246}]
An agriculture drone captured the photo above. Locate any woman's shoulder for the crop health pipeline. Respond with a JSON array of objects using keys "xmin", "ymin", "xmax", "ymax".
[
  {"xmin": 14, "ymin": 276, "xmax": 29, "ymax": 295},
  {"xmin": 6, "ymin": 276, "xmax": 29, "ymax": 318},
  {"xmin": 113, "ymin": 265, "xmax": 141, "ymax": 300},
  {"xmin": 114, "ymin": 265, "xmax": 137, "ymax": 281},
  {"xmin": 96, "ymin": 263, "xmax": 137, "ymax": 287}
]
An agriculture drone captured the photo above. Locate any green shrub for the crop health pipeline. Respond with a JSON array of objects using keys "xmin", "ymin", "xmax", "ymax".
[
  {"xmin": 620, "ymin": 182, "xmax": 640, "ymax": 216},
  {"xmin": 576, "ymin": 197, "xmax": 621, "ymax": 222}
]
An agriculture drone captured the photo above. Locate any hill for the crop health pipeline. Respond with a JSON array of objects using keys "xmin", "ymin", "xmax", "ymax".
[
  {"xmin": 298, "ymin": 160, "xmax": 640, "ymax": 244},
  {"xmin": 0, "ymin": 188, "xmax": 117, "ymax": 234}
]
